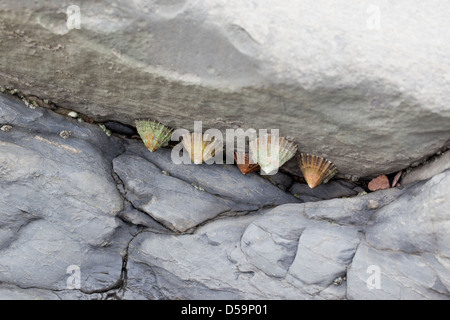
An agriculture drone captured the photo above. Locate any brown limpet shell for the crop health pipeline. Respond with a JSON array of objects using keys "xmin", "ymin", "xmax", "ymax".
[
  {"xmin": 234, "ymin": 152, "xmax": 260, "ymax": 175},
  {"xmin": 298, "ymin": 153, "xmax": 338, "ymax": 189}
]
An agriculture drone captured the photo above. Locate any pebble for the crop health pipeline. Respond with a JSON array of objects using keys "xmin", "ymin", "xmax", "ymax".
[{"xmin": 368, "ymin": 175, "xmax": 390, "ymax": 191}]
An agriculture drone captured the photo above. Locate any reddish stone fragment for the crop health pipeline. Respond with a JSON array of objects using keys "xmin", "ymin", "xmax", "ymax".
[{"xmin": 368, "ymin": 174, "xmax": 390, "ymax": 191}]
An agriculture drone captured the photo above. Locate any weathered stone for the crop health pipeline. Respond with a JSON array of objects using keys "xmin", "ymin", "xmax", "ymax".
[
  {"xmin": 290, "ymin": 180, "xmax": 358, "ymax": 202},
  {"xmin": 0, "ymin": 285, "xmax": 60, "ymax": 300},
  {"xmin": 126, "ymin": 215, "xmax": 274, "ymax": 299},
  {"xmin": 366, "ymin": 170, "xmax": 450, "ymax": 257},
  {"xmin": 347, "ymin": 242, "xmax": 449, "ymax": 300},
  {"xmin": 368, "ymin": 174, "xmax": 390, "ymax": 191},
  {"xmin": 117, "ymin": 202, "xmax": 170, "ymax": 233},
  {"xmin": 286, "ymin": 224, "xmax": 361, "ymax": 294},
  {"xmin": 303, "ymin": 187, "xmax": 405, "ymax": 226},
  {"xmin": 1, "ymin": 1, "xmax": 449, "ymax": 178},
  {"xmin": 125, "ymin": 139, "xmax": 300, "ymax": 207},
  {"xmin": 347, "ymin": 170, "xmax": 450, "ymax": 299},
  {"xmin": 0, "ymin": 94, "xmax": 125, "ymax": 160},
  {"xmin": 401, "ymin": 151, "xmax": 450, "ymax": 185},
  {"xmin": 240, "ymin": 205, "xmax": 312, "ymax": 278},
  {"xmin": 0, "ymin": 93, "xmax": 129, "ymax": 293},
  {"xmin": 1, "ymin": 91, "xmax": 449, "ymax": 300},
  {"xmin": 113, "ymin": 153, "xmax": 255, "ymax": 232}
]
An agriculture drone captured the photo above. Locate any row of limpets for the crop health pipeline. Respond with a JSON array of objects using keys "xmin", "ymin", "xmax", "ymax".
[{"xmin": 135, "ymin": 119, "xmax": 337, "ymax": 189}]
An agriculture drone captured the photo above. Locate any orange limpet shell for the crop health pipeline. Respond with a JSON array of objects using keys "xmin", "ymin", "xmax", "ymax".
[
  {"xmin": 234, "ymin": 152, "xmax": 260, "ymax": 175},
  {"xmin": 298, "ymin": 153, "xmax": 338, "ymax": 189}
]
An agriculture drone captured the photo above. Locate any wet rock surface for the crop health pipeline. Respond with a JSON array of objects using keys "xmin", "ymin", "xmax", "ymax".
[{"xmin": 0, "ymin": 93, "xmax": 449, "ymax": 299}]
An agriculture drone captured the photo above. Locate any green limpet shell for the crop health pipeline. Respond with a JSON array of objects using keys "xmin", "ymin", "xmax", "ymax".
[{"xmin": 135, "ymin": 120, "xmax": 173, "ymax": 152}]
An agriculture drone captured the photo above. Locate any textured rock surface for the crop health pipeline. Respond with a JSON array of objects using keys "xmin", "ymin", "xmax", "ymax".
[
  {"xmin": 0, "ymin": 94, "xmax": 128, "ymax": 294},
  {"xmin": 125, "ymin": 172, "xmax": 450, "ymax": 300},
  {"xmin": 1, "ymin": 91, "xmax": 449, "ymax": 300},
  {"xmin": 401, "ymin": 151, "xmax": 450, "ymax": 186},
  {"xmin": 113, "ymin": 153, "xmax": 254, "ymax": 232},
  {"xmin": 290, "ymin": 180, "xmax": 359, "ymax": 202},
  {"xmin": 347, "ymin": 171, "xmax": 450, "ymax": 299},
  {"xmin": 124, "ymin": 140, "xmax": 300, "ymax": 207},
  {"xmin": 1, "ymin": 0, "xmax": 450, "ymax": 177}
]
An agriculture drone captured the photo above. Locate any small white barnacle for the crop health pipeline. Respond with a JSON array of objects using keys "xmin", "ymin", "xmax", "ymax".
[
  {"xmin": 59, "ymin": 130, "xmax": 72, "ymax": 139},
  {"xmin": 191, "ymin": 183, "xmax": 205, "ymax": 191},
  {"xmin": 68, "ymin": 111, "xmax": 78, "ymax": 118},
  {"xmin": 98, "ymin": 124, "xmax": 112, "ymax": 136},
  {"xmin": 332, "ymin": 276, "xmax": 345, "ymax": 286},
  {"xmin": 1, "ymin": 124, "xmax": 13, "ymax": 132}
]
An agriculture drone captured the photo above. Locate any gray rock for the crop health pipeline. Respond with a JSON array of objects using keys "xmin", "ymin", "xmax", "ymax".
[
  {"xmin": 1, "ymin": 91, "xmax": 449, "ymax": 300},
  {"xmin": 1, "ymin": 1, "xmax": 450, "ymax": 177},
  {"xmin": 401, "ymin": 151, "xmax": 450, "ymax": 185},
  {"xmin": 124, "ymin": 201, "xmax": 364, "ymax": 299},
  {"xmin": 0, "ymin": 94, "xmax": 129, "ymax": 294},
  {"xmin": 117, "ymin": 202, "xmax": 170, "ymax": 233},
  {"xmin": 286, "ymin": 224, "xmax": 361, "ymax": 294},
  {"xmin": 366, "ymin": 170, "xmax": 450, "ymax": 256},
  {"xmin": 0, "ymin": 285, "xmax": 61, "ymax": 300},
  {"xmin": 125, "ymin": 139, "xmax": 300, "ymax": 207},
  {"xmin": 240, "ymin": 205, "xmax": 312, "ymax": 278},
  {"xmin": 0, "ymin": 94, "xmax": 125, "ymax": 161},
  {"xmin": 347, "ymin": 170, "xmax": 450, "ymax": 299},
  {"xmin": 347, "ymin": 242, "xmax": 449, "ymax": 300},
  {"xmin": 113, "ymin": 153, "xmax": 256, "ymax": 232},
  {"xmin": 290, "ymin": 180, "xmax": 358, "ymax": 202},
  {"xmin": 126, "ymin": 215, "xmax": 272, "ymax": 299},
  {"xmin": 125, "ymin": 173, "xmax": 450, "ymax": 300},
  {"xmin": 262, "ymin": 171, "xmax": 294, "ymax": 191},
  {"xmin": 303, "ymin": 187, "xmax": 405, "ymax": 226}
]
